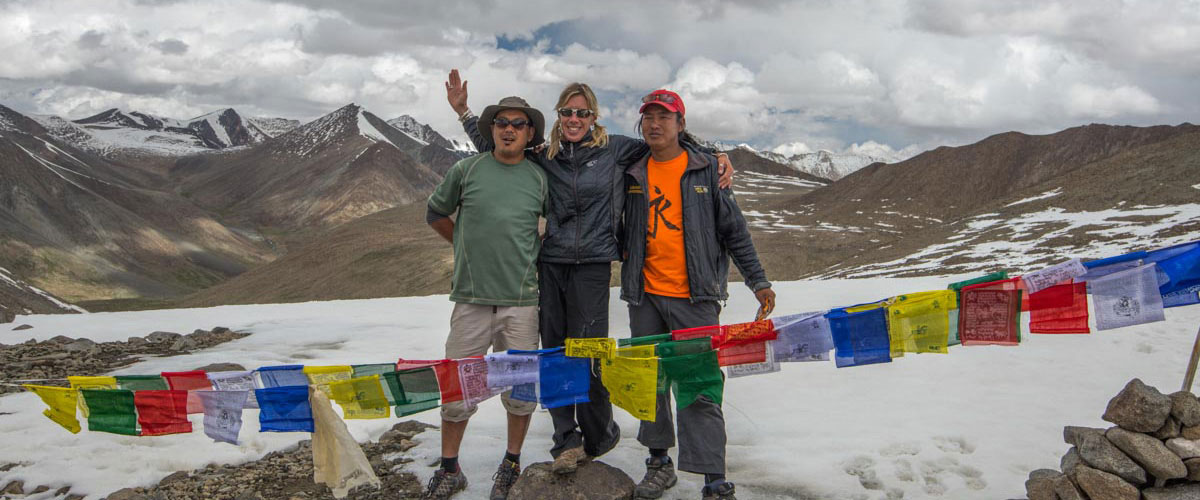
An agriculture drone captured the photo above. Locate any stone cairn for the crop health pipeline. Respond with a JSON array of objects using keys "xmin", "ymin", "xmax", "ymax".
[{"xmin": 1026, "ymin": 378, "xmax": 1200, "ymax": 500}]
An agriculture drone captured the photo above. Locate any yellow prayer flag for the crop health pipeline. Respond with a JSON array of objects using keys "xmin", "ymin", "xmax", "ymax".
[
  {"xmin": 617, "ymin": 346, "xmax": 656, "ymax": 358},
  {"xmin": 68, "ymin": 376, "xmax": 118, "ymax": 418},
  {"xmin": 886, "ymin": 290, "xmax": 957, "ymax": 356},
  {"xmin": 565, "ymin": 338, "xmax": 616, "ymax": 360},
  {"xmin": 24, "ymin": 385, "xmax": 81, "ymax": 433},
  {"xmin": 601, "ymin": 356, "xmax": 658, "ymax": 422},
  {"xmin": 303, "ymin": 366, "xmax": 353, "ymax": 396},
  {"xmin": 845, "ymin": 301, "xmax": 887, "ymax": 313},
  {"xmin": 327, "ymin": 375, "xmax": 390, "ymax": 419}
]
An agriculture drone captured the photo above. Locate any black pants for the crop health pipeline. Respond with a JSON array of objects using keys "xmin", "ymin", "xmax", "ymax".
[{"xmin": 540, "ymin": 261, "xmax": 621, "ymax": 458}]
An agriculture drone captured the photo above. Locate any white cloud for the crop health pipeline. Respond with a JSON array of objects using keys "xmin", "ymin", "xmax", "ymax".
[
  {"xmin": 771, "ymin": 141, "xmax": 813, "ymax": 156},
  {"xmin": 1066, "ymin": 83, "xmax": 1162, "ymax": 119}
]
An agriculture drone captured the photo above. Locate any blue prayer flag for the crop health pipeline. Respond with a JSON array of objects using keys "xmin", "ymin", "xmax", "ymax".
[
  {"xmin": 1147, "ymin": 241, "xmax": 1200, "ymax": 308},
  {"xmin": 504, "ymin": 348, "xmax": 590, "ymax": 408},
  {"xmin": 256, "ymin": 365, "xmax": 309, "ymax": 388},
  {"xmin": 826, "ymin": 307, "xmax": 892, "ymax": 368},
  {"xmin": 256, "ymin": 386, "xmax": 314, "ymax": 432}
]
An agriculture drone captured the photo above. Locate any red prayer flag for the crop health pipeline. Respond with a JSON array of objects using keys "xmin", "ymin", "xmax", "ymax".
[
  {"xmin": 396, "ymin": 359, "xmax": 443, "ymax": 370},
  {"xmin": 1013, "ymin": 276, "xmax": 1031, "ymax": 312},
  {"xmin": 134, "ymin": 390, "xmax": 192, "ymax": 436},
  {"xmin": 719, "ymin": 320, "xmax": 778, "ymax": 347},
  {"xmin": 672, "ymin": 325, "xmax": 721, "ymax": 341},
  {"xmin": 432, "ymin": 360, "xmax": 463, "ymax": 404},
  {"xmin": 1029, "ymin": 281, "xmax": 1090, "ymax": 334},
  {"xmin": 718, "ymin": 341, "xmax": 767, "ymax": 366},
  {"xmin": 162, "ymin": 370, "xmax": 213, "ymax": 413},
  {"xmin": 959, "ymin": 278, "xmax": 1023, "ymax": 346}
]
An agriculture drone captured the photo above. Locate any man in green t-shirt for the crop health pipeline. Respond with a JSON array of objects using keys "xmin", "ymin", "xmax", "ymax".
[{"xmin": 424, "ymin": 96, "xmax": 549, "ymax": 500}]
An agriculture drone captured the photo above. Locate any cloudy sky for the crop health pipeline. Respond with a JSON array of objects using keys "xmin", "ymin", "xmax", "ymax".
[{"xmin": 1, "ymin": 0, "xmax": 1197, "ymax": 158}]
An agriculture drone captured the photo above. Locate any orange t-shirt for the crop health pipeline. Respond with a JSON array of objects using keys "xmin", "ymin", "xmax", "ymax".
[{"xmin": 643, "ymin": 151, "xmax": 690, "ymax": 298}]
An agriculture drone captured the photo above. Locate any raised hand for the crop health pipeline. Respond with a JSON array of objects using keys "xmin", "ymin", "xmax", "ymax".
[
  {"xmin": 445, "ymin": 69, "xmax": 469, "ymax": 116},
  {"xmin": 717, "ymin": 153, "xmax": 735, "ymax": 190}
]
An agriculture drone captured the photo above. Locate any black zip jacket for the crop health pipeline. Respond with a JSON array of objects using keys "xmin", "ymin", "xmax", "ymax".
[{"xmin": 620, "ymin": 143, "xmax": 771, "ymax": 305}]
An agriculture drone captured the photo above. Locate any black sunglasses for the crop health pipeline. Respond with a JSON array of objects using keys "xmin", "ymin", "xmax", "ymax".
[
  {"xmin": 557, "ymin": 108, "xmax": 595, "ymax": 119},
  {"xmin": 493, "ymin": 117, "xmax": 530, "ymax": 130},
  {"xmin": 642, "ymin": 93, "xmax": 678, "ymax": 104}
]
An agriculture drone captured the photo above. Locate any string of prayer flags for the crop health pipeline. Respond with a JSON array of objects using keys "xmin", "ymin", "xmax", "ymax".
[
  {"xmin": 381, "ymin": 367, "xmax": 441, "ymax": 417},
  {"xmin": 771, "ymin": 311, "xmax": 834, "ymax": 362},
  {"xmin": 24, "ymin": 384, "xmax": 81, "ymax": 433},
  {"xmin": 827, "ymin": 305, "xmax": 891, "ymax": 368},
  {"xmin": 1028, "ymin": 282, "xmax": 1090, "ymax": 333},
  {"xmin": 1090, "ymin": 263, "xmax": 1166, "ymax": 331},
  {"xmin": 659, "ymin": 349, "xmax": 724, "ymax": 409},
  {"xmin": 565, "ymin": 338, "xmax": 616, "ymax": 359},
  {"xmin": 1147, "ymin": 241, "xmax": 1200, "ymax": 307},
  {"xmin": 1079, "ymin": 252, "xmax": 1146, "ymax": 282},
  {"xmin": 162, "ymin": 370, "xmax": 212, "ymax": 413},
  {"xmin": 134, "ymin": 390, "xmax": 191, "ymax": 436},
  {"xmin": 81, "ymin": 389, "xmax": 138, "ymax": 435},
  {"xmin": 351, "ymin": 364, "xmax": 400, "ymax": 405},
  {"xmin": 484, "ymin": 352, "xmax": 539, "ymax": 388},
  {"xmin": 715, "ymin": 320, "xmax": 777, "ymax": 366},
  {"xmin": 1022, "ymin": 259, "xmax": 1088, "ymax": 295},
  {"xmin": 207, "ymin": 371, "xmax": 259, "ymax": 409},
  {"xmin": 304, "ymin": 366, "xmax": 353, "ymax": 396},
  {"xmin": 535, "ymin": 350, "xmax": 590, "ymax": 409},
  {"xmin": 726, "ymin": 342, "xmax": 781, "ymax": 377},
  {"xmin": 958, "ymin": 278, "xmax": 1023, "ymax": 346},
  {"xmin": 457, "ymin": 358, "xmax": 502, "ymax": 411},
  {"xmin": 256, "ymin": 385, "xmax": 314, "ymax": 432},
  {"xmin": 194, "ymin": 390, "xmax": 247, "ymax": 444},
  {"xmin": 619, "ymin": 333, "xmax": 672, "ymax": 347},
  {"xmin": 601, "ymin": 355, "xmax": 658, "ymax": 421},
  {"xmin": 68, "ymin": 375, "xmax": 117, "ymax": 417},
  {"xmin": 256, "ymin": 365, "xmax": 309, "ymax": 388},
  {"xmin": 947, "ymin": 272, "xmax": 1009, "ymax": 347},
  {"xmin": 886, "ymin": 290, "xmax": 956, "ymax": 356},
  {"xmin": 327, "ymin": 375, "xmax": 390, "ymax": 419},
  {"xmin": 115, "ymin": 375, "xmax": 168, "ymax": 391}
]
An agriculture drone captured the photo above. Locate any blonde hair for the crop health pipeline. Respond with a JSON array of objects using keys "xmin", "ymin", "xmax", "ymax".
[{"xmin": 546, "ymin": 82, "xmax": 609, "ymax": 158}]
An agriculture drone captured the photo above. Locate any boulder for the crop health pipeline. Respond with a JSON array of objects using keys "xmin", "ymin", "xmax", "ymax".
[
  {"xmin": 1166, "ymin": 438, "xmax": 1200, "ymax": 459},
  {"xmin": 1061, "ymin": 446, "xmax": 1083, "ymax": 474},
  {"xmin": 1064, "ymin": 426, "xmax": 1105, "ymax": 446},
  {"xmin": 1153, "ymin": 417, "xmax": 1182, "ymax": 440},
  {"xmin": 1024, "ymin": 469, "xmax": 1061, "ymax": 500},
  {"xmin": 193, "ymin": 363, "xmax": 245, "ymax": 373},
  {"xmin": 1169, "ymin": 392, "xmax": 1200, "ymax": 427},
  {"xmin": 145, "ymin": 331, "xmax": 182, "ymax": 343},
  {"xmin": 1182, "ymin": 425, "xmax": 1200, "ymax": 440},
  {"xmin": 1142, "ymin": 483, "xmax": 1200, "ymax": 500},
  {"xmin": 1069, "ymin": 465, "xmax": 1139, "ymax": 500},
  {"xmin": 1105, "ymin": 427, "xmax": 1186, "ymax": 480},
  {"xmin": 1, "ymin": 480, "xmax": 23, "ymax": 494},
  {"xmin": 1076, "ymin": 431, "xmax": 1146, "ymax": 484},
  {"xmin": 1185, "ymin": 457, "xmax": 1200, "ymax": 481},
  {"xmin": 507, "ymin": 461, "xmax": 635, "ymax": 500},
  {"xmin": 169, "ymin": 336, "xmax": 197, "ymax": 351},
  {"xmin": 48, "ymin": 335, "xmax": 74, "ymax": 343},
  {"xmin": 12, "ymin": 324, "xmax": 33, "ymax": 330},
  {"xmin": 1052, "ymin": 474, "xmax": 1085, "ymax": 500},
  {"xmin": 1103, "ymin": 379, "xmax": 1172, "ymax": 432},
  {"xmin": 64, "ymin": 338, "xmax": 97, "ymax": 352},
  {"xmin": 126, "ymin": 336, "xmax": 147, "ymax": 346}
]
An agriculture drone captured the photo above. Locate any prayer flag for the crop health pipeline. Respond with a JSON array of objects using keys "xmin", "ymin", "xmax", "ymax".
[
  {"xmin": 659, "ymin": 350, "xmax": 724, "ymax": 409},
  {"xmin": 619, "ymin": 333, "xmax": 672, "ymax": 347},
  {"xmin": 565, "ymin": 338, "xmax": 616, "ymax": 359},
  {"xmin": 771, "ymin": 311, "xmax": 834, "ymax": 362},
  {"xmin": 256, "ymin": 365, "xmax": 309, "ymax": 388},
  {"xmin": 162, "ymin": 370, "xmax": 213, "ymax": 414},
  {"xmin": 726, "ymin": 342, "xmax": 781, "ymax": 378},
  {"xmin": 826, "ymin": 306, "xmax": 891, "ymax": 368},
  {"xmin": 310, "ymin": 387, "xmax": 381, "ymax": 498},
  {"xmin": 194, "ymin": 390, "xmax": 247, "ymax": 445},
  {"xmin": 351, "ymin": 364, "xmax": 399, "ymax": 405},
  {"xmin": 23, "ymin": 384, "xmax": 80, "ymax": 433},
  {"xmin": 672, "ymin": 325, "xmax": 721, "ymax": 341},
  {"xmin": 206, "ymin": 370, "xmax": 259, "ymax": 409},
  {"xmin": 536, "ymin": 350, "xmax": 590, "ymax": 409},
  {"xmin": 457, "ymin": 358, "xmax": 502, "ymax": 411},
  {"xmin": 303, "ymin": 366, "xmax": 353, "ymax": 397},
  {"xmin": 256, "ymin": 386, "xmax": 314, "ymax": 432},
  {"xmin": 432, "ymin": 360, "xmax": 463, "ymax": 404},
  {"xmin": 949, "ymin": 272, "xmax": 1010, "ymax": 293},
  {"xmin": 381, "ymin": 367, "xmax": 441, "ymax": 417},
  {"xmin": 81, "ymin": 389, "xmax": 138, "ymax": 436},
  {"xmin": 484, "ymin": 352, "xmax": 539, "ymax": 389},
  {"xmin": 327, "ymin": 375, "xmax": 390, "ymax": 419},
  {"xmin": 958, "ymin": 278, "xmax": 1023, "ymax": 346},
  {"xmin": 617, "ymin": 345, "xmax": 657, "ymax": 358},
  {"xmin": 720, "ymin": 320, "xmax": 778, "ymax": 346},
  {"xmin": 601, "ymin": 355, "xmax": 658, "ymax": 421},
  {"xmin": 886, "ymin": 290, "xmax": 956, "ymax": 356},
  {"xmin": 134, "ymin": 390, "xmax": 191, "ymax": 436},
  {"xmin": 1022, "ymin": 259, "xmax": 1088, "ymax": 295},
  {"xmin": 655, "ymin": 338, "xmax": 713, "ymax": 358},
  {"xmin": 1091, "ymin": 263, "xmax": 1166, "ymax": 330},
  {"xmin": 68, "ymin": 376, "xmax": 118, "ymax": 418},
  {"xmin": 115, "ymin": 375, "xmax": 168, "ymax": 391},
  {"xmin": 1029, "ymin": 282, "xmax": 1090, "ymax": 334},
  {"xmin": 1147, "ymin": 241, "xmax": 1200, "ymax": 307},
  {"xmin": 717, "ymin": 342, "xmax": 768, "ymax": 366}
]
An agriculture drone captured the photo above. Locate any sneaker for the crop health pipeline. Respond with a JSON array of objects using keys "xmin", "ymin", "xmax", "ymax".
[
  {"xmin": 551, "ymin": 445, "xmax": 590, "ymax": 475},
  {"xmin": 423, "ymin": 468, "xmax": 468, "ymax": 499},
  {"xmin": 634, "ymin": 456, "xmax": 677, "ymax": 499},
  {"xmin": 701, "ymin": 481, "xmax": 737, "ymax": 500},
  {"xmin": 489, "ymin": 459, "xmax": 521, "ymax": 500}
]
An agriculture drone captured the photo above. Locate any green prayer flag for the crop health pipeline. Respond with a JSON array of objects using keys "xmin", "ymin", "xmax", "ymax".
[
  {"xmin": 352, "ymin": 363, "xmax": 400, "ymax": 405},
  {"xmin": 81, "ymin": 389, "xmax": 138, "ymax": 436},
  {"xmin": 948, "ymin": 271, "xmax": 1009, "ymax": 292},
  {"xmin": 659, "ymin": 350, "xmax": 724, "ymax": 409},
  {"xmin": 115, "ymin": 375, "xmax": 169, "ymax": 391},
  {"xmin": 382, "ymin": 368, "xmax": 440, "ymax": 417},
  {"xmin": 655, "ymin": 338, "xmax": 712, "ymax": 358},
  {"xmin": 619, "ymin": 333, "xmax": 672, "ymax": 347}
]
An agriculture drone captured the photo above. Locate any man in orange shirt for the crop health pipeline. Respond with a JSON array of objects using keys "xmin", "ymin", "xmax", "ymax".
[{"xmin": 620, "ymin": 90, "xmax": 775, "ymax": 500}]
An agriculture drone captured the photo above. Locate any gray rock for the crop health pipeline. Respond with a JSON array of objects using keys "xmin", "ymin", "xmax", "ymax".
[
  {"xmin": 212, "ymin": 327, "xmax": 231, "ymax": 334},
  {"xmin": 146, "ymin": 331, "xmax": 182, "ymax": 343},
  {"xmin": 1103, "ymin": 378, "xmax": 1172, "ymax": 432},
  {"xmin": 1025, "ymin": 469, "xmax": 1061, "ymax": 500},
  {"xmin": 1185, "ymin": 457, "xmax": 1200, "ymax": 481},
  {"xmin": 0, "ymin": 308, "xmax": 13, "ymax": 324},
  {"xmin": 104, "ymin": 488, "xmax": 143, "ymax": 500},
  {"xmin": 127, "ymin": 336, "xmax": 147, "ymax": 345},
  {"xmin": 1, "ymin": 480, "xmax": 24, "ymax": 494},
  {"xmin": 193, "ymin": 363, "xmax": 245, "ymax": 373},
  {"xmin": 12, "ymin": 324, "xmax": 32, "ymax": 330},
  {"xmin": 1153, "ymin": 416, "xmax": 1182, "ymax": 440},
  {"xmin": 1143, "ymin": 483, "xmax": 1200, "ymax": 500},
  {"xmin": 1076, "ymin": 431, "xmax": 1146, "ymax": 484},
  {"xmin": 1169, "ymin": 391, "xmax": 1200, "ymax": 427},
  {"xmin": 1166, "ymin": 438, "xmax": 1200, "ymax": 459},
  {"xmin": 1069, "ymin": 465, "xmax": 1139, "ymax": 500},
  {"xmin": 64, "ymin": 338, "xmax": 97, "ymax": 352},
  {"xmin": 1061, "ymin": 446, "xmax": 1083, "ymax": 473},
  {"xmin": 1182, "ymin": 425, "xmax": 1200, "ymax": 440},
  {"xmin": 1053, "ymin": 475, "xmax": 1085, "ymax": 500},
  {"xmin": 1064, "ymin": 425, "xmax": 1105, "ymax": 446},
  {"xmin": 169, "ymin": 336, "xmax": 197, "ymax": 351},
  {"xmin": 507, "ymin": 461, "xmax": 635, "ymax": 500},
  {"xmin": 48, "ymin": 335, "xmax": 74, "ymax": 343},
  {"xmin": 1105, "ymin": 427, "xmax": 1186, "ymax": 480},
  {"xmin": 159, "ymin": 471, "xmax": 190, "ymax": 485}
]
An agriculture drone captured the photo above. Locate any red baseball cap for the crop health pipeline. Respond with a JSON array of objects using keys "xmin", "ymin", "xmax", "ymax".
[{"xmin": 639, "ymin": 89, "xmax": 685, "ymax": 117}]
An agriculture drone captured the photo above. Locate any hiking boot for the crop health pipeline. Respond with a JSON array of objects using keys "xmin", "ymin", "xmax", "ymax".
[
  {"xmin": 423, "ymin": 468, "xmax": 468, "ymax": 499},
  {"xmin": 701, "ymin": 481, "xmax": 737, "ymax": 500},
  {"xmin": 551, "ymin": 445, "xmax": 590, "ymax": 474},
  {"xmin": 634, "ymin": 456, "xmax": 677, "ymax": 499},
  {"xmin": 489, "ymin": 459, "xmax": 520, "ymax": 500}
]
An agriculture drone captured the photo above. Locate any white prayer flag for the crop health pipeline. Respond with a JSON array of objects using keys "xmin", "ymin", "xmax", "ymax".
[
  {"xmin": 1091, "ymin": 263, "xmax": 1166, "ymax": 331},
  {"xmin": 771, "ymin": 311, "xmax": 834, "ymax": 362},
  {"xmin": 726, "ymin": 342, "xmax": 781, "ymax": 378},
  {"xmin": 207, "ymin": 370, "xmax": 259, "ymax": 409},
  {"xmin": 458, "ymin": 358, "xmax": 503, "ymax": 410},
  {"xmin": 1023, "ymin": 258, "xmax": 1087, "ymax": 294},
  {"xmin": 194, "ymin": 390, "xmax": 247, "ymax": 445},
  {"xmin": 485, "ymin": 353, "xmax": 539, "ymax": 389}
]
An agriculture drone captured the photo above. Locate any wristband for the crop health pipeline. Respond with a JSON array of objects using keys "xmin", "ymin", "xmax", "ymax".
[{"xmin": 457, "ymin": 109, "xmax": 475, "ymax": 123}]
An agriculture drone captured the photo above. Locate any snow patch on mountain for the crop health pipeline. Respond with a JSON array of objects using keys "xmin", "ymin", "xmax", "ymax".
[
  {"xmin": 0, "ymin": 266, "xmax": 86, "ymax": 313},
  {"xmin": 190, "ymin": 110, "xmax": 234, "ymax": 148},
  {"xmin": 356, "ymin": 109, "xmax": 397, "ymax": 148},
  {"xmin": 247, "ymin": 117, "xmax": 300, "ymax": 139},
  {"xmin": 1005, "ymin": 188, "xmax": 1063, "ymax": 207}
]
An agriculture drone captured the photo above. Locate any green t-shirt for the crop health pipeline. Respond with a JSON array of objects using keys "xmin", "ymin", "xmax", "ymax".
[{"xmin": 428, "ymin": 153, "xmax": 547, "ymax": 306}]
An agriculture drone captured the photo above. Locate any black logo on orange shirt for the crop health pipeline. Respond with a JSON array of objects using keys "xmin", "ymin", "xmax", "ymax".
[{"xmin": 648, "ymin": 186, "xmax": 680, "ymax": 238}]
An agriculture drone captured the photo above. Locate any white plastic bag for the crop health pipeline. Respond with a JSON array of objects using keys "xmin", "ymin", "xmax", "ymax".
[{"xmin": 310, "ymin": 386, "xmax": 381, "ymax": 498}]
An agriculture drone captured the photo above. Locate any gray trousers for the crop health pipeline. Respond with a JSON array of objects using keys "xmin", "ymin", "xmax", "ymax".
[{"xmin": 628, "ymin": 293, "xmax": 727, "ymax": 475}]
